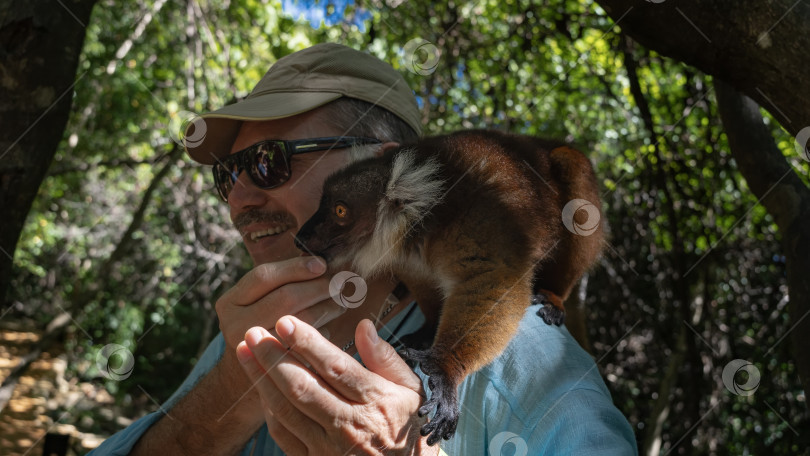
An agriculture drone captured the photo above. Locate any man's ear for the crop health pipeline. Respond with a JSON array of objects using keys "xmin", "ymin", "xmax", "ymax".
[{"xmin": 376, "ymin": 141, "xmax": 400, "ymax": 157}]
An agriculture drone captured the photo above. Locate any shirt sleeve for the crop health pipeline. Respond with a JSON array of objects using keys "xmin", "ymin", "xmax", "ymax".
[
  {"xmin": 87, "ymin": 333, "xmax": 227, "ymax": 456},
  {"xmin": 528, "ymin": 387, "xmax": 638, "ymax": 455}
]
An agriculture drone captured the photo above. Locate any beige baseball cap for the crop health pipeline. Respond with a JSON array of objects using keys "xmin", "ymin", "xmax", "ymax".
[{"xmin": 183, "ymin": 43, "xmax": 421, "ymax": 165}]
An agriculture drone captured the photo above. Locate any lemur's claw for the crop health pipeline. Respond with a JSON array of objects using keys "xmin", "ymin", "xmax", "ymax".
[{"xmin": 399, "ymin": 348, "xmax": 460, "ymax": 445}]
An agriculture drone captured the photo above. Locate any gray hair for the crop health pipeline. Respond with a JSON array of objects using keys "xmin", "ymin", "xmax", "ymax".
[{"xmin": 315, "ymin": 97, "xmax": 420, "ymax": 161}]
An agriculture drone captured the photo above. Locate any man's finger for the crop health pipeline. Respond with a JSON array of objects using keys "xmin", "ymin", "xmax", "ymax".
[
  {"xmin": 355, "ymin": 319, "xmax": 423, "ymax": 393},
  {"xmin": 275, "ymin": 316, "xmax": 381, "ymax": 403},
  {"xmin": 224, "ymin": 256, "xmax": 327, "ymax": 306},
  {"xmin": 237, "ymin": 332, "xmax": 327, "ymax": 444},
  {"xmin": 243, "ymin": 326, "xmax": 349, "ymax": 426},
  {"xmin": 251, "ymin": 276, "xmax": 342, "ymax": 326}
]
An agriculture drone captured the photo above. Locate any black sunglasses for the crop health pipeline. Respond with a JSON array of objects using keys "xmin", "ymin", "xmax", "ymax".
[{"xmin": 212, "ymin": 136, "xmax": 382, "ymax": 202}]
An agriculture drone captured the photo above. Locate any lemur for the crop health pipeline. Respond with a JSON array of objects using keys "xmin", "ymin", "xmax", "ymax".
[{"xmin": 294, "ymin": 129, "xmax": 604, "ymax": 445}]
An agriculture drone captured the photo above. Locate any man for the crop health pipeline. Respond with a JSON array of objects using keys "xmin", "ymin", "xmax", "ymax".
[{"xmin": 90, "ymin": 43, "xmax": 637, "ymax": 455}]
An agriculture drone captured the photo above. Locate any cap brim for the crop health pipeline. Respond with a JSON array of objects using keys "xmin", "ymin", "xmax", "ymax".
[{"xmin": 183, "ymin": 91, "xmax": 343, "ymax": 165}]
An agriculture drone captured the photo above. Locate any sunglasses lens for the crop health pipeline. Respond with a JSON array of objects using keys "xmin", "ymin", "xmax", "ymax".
[
  {"xmin": 249, "ymin": 142, "xmax": 290, "ymax": 188},
  {"xmin": 213, "ymin": 161, "xmax": 238, "ymax": 201},
  {"xmin": 212, "ymin": 141, "xmax": 295, "ymax": 201}
]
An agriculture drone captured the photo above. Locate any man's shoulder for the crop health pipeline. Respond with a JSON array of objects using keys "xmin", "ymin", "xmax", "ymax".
[
  {"xmin": 461, "ymin": 304, "xmax": 613, "ymax": 423},
  {"xmin": 437, "ymin": 305, "xmax": 637, "ymax": 455}
]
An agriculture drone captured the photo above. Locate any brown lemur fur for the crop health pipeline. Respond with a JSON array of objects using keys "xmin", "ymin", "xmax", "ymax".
[{"xmin": 294, "ymin": 129, "xmax": 604, "ymax": 445}]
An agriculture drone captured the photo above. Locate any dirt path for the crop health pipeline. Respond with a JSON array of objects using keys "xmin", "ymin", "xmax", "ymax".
[{"xmin": 0, "ymin": 322, "xmax": 108, "ymax": 455}]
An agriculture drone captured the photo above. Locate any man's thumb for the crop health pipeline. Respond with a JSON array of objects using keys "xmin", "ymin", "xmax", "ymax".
[{"xmin": 355, "ymin": 319, "xmax": 423, "ymax": 393}]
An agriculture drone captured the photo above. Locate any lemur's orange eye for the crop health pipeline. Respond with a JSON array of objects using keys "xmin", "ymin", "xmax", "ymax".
[{"xmin": 335, "ymin": 203, "xmax": 348, "ymax": 218}]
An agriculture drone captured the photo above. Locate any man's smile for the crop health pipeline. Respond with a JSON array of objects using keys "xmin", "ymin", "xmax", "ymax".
[{"xmin": 248, "ymin": 224, "xmax": 292, "ymax": 242}]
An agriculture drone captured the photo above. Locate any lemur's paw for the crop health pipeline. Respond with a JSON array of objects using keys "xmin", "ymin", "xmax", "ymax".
[
  {"xmin": 533, "ymin": 294, "xmax": 566, "ymax": 326},
  {"xmin": 399, "ymin": 347, "xmax": 428, "ymax": 369},
  {"xmin": 399, "ymin": 348, "xmax": 460, "ymax": 445}
]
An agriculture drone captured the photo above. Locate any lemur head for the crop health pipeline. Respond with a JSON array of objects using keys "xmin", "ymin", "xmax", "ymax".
[{"xmin": 295, "ymin": 148, "xmax": 444, "ymax": 277}]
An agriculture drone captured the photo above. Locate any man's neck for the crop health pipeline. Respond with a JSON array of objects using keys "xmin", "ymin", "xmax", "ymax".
[{"xmin": 323, "ymin": 275, "xmax": 412, "ymax": 356}]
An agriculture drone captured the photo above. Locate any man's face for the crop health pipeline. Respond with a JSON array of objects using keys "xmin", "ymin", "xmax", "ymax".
[{"xmin": 226, "ymin": 110, "xmax": 349, "ymax": 265}]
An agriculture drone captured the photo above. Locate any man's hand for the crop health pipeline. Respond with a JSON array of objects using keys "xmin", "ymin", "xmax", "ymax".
[
  {"xmin": 132, "ymin": 256, "xmax": 346, "ymax": 455},
  {"xmin": 215, "ymin": 256, "xmax": 345, "ymax": 415},
  {"xmin": 236, "ymin": 316, "xmax": 440, "ymax": 456}
]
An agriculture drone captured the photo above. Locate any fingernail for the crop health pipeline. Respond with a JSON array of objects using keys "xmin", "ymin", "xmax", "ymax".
[
  {"xmin": 277, "ymin": 317, "xmax": 294, "ymax": 338},
  {"xmin": 245, "ymin": 327, "xmax": 267, "ymax": 346},
  {"xmin": 307, "ymin": 257, "xmax": 326, "ymax": 274},
  {"xmin": 366, "ymin": 321, "xmax": 380, "ymax": 345}
]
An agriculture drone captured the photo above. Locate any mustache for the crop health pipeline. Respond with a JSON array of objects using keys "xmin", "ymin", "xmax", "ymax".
[{"xmin": 232, "ymin": 210, "xmax": 297, "ymax": 234}]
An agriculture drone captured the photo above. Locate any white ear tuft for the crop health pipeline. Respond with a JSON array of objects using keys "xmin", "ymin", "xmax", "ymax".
[
  {"xmin": 384, "ymin": 149, "xmax": 445, "ymax": 223},
  {"xmin": 350, "ymin": 149, "xmax": 444, "ymax": 279}
]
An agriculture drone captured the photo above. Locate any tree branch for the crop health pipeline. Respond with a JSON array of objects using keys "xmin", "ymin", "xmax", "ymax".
[
  {"xmin": 595, "ymin": 0, "xmax": 810, "ymax": 136},
  {"xmin": 102, "ymin": 143, "xmax": 183, "ymax": 273}
]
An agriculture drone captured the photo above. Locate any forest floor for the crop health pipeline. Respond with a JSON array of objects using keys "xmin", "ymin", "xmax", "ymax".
[{"xmin": 0, "ymin": 319, "xmax": 118, "ymax": 456}]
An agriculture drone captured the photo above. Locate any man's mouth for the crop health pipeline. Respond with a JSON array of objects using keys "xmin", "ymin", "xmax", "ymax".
[{"xmin": 249, "ymin": 225, "xmax": 291, "ymax": 242}]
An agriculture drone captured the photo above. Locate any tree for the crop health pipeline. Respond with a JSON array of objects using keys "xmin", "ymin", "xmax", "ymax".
[{"xmin": 0, "ymin": 0, "xmax": 98, "ymax": 306}]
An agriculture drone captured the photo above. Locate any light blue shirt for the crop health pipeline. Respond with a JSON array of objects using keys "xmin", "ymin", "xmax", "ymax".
[{"xmin": 89, "ymin": 302, "xmax": 637, "ymax": 455}]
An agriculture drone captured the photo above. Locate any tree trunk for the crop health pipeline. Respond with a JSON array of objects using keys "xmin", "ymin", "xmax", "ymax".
[
  {"xmin": 714, "ymin": 79, "xmax": 810, "ymax": 399},
  {"xmin": 594, "ymin": 0, "xmax": 810, "ymax": 137},
  {"xmin": 0, "ymin": 0, "xmax": 97, "ymax": 306}
]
